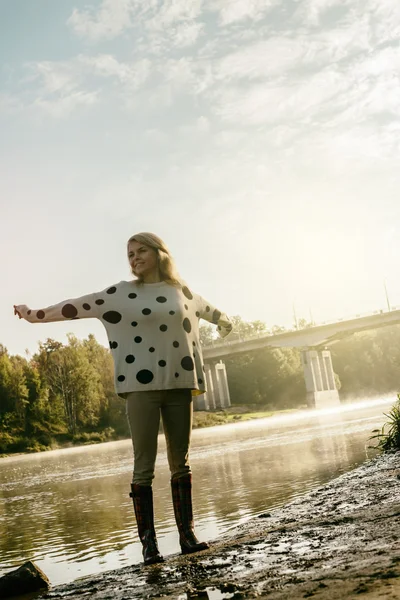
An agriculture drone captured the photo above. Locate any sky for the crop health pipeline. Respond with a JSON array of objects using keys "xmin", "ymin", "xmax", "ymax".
[{"xmin": 1, "ymin": 0, "xmax": 400, "ymax": 358}]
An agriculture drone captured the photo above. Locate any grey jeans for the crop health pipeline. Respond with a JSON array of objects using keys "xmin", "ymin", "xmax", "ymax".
[{"xmin": 126, "ymin": 388, "xmax": 193, "ymax": 486}]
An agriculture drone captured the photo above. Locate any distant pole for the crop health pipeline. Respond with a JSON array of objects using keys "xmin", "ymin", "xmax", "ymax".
[
  {"xmin": 309, "ymin": 308, "xmax": 314, "ymax": 326},
  {"xmin": 384, "ymin": 281, "xmax": 390, "ymax": 311},
  {"xmin": 293, "ymin": 304, "xmax": 298, "ymax": 329}
]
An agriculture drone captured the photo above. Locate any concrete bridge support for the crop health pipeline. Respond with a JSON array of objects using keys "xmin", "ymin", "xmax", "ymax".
[
  {"xmin": 194, "ymin": 360, "xmax": 231, "ymax": 411},
  {"xmin": 301, "ymin": 349, "xmax": 340, "ymax": 408}
]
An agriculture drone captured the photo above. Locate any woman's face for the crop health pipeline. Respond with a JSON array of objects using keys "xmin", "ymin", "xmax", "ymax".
[{"xmin": 128, "ymin": 240, "xmax": 159, "ymax": 280}]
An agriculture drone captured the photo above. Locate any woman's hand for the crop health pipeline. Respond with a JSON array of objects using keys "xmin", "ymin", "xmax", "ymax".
[{"xmin": 13, "ymin": 305, "xmax": 27, "ymax": 319}]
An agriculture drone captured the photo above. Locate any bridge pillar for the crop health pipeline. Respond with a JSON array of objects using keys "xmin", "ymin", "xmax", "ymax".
[
  {"xmin": 194, "ymin": 361, "xmax": 231, "ymax": 411},
  {"xmin": 301, "ymin": 349, "xmax": 340, "ymax": 408}
]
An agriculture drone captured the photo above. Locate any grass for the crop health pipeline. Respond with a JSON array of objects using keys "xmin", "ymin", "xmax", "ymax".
[
  {"xmin": 0, "ymin": 427, "xmax": 118, "ymax": 457},
  {"xmin": 370, "ymin": 393, "xmax": 400, "ymax": 452},
  {"xmin": 192, "ymin": 406, "xmax": 302, "ymax": 429}
]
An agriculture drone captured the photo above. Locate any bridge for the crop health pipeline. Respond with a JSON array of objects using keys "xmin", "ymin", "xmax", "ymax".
[{"xmin": 196, "ymin": 308, "xmax": 400, "ymax": 411}]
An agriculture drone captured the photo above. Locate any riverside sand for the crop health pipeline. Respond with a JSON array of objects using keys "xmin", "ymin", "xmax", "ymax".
[{"xmin": 32, "ymin": 450, "xmax": 400, "ymax": 600}]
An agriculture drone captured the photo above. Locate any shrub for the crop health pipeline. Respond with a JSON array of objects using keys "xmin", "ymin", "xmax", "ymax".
[{"xmin": 370, "ymin": 394, "xmax": 400, "ymax": 452}]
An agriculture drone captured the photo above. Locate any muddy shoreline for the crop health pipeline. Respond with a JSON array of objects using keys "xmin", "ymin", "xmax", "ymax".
[{"xmin": 38, "ymin": 451, "xmax": 400, "ymax": 599}]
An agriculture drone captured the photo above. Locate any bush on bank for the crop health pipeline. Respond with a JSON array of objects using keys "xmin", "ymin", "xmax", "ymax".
[
  {"xmin": 0, "ymin": 426, "xmax": 118, "ymax": 455},
  {"xmin": 370, "ymin": 393, "xmax": 400, "ymax": 452}
]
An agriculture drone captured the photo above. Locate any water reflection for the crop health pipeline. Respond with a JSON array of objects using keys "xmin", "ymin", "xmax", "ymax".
[{"xmin": 0, "ymin": 397, "xmax": 393, "ymax": 585}]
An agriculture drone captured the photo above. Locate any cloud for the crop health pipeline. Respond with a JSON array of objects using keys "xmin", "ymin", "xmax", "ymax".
[
  {"xmin": 33, "ymin": 90, "xmax": 98, "ymax": 119},
  {"xmin": 179, "ymin": 115, "xmax": 210, "ymax": 135},
  {"xmin": 23, "ymin": 54, "xmax": 152, "ymax": 117},
  {"xmin": 14, "ymin": 0, "xmax": 400, "ymax": 140},
  {"xmin": 138, "ymin": 0, "xmax": 205, "ymax": 53},
  {"xmin": 0, "ymin": 93, "xmax": 22, "ymax": 114},
  {"xmin": 169, "ymin": 21, "xmax": 204, "ymax": 47},
  {"xmin": 298, "ymin": 0, "xmax": 352, "ymax": 26},
  {"xmin": 24, "ymin": 59, "xmax": 90, "ymax": 117},
  {"xmin": 214, "ymin": 38, "xmax": 316, "ymax": 82},
  {"xmin": 211, "ymin": 65, "xmax": 347, "ymax": 126},
  {"xmin": 211, "ymin": 16, "xmax": 373, "ymax": 85},
  {"xmin": 145, "ymin": 0, "xmax": 203, "ymax": 31},
  {"xmin": 79, "ymin": 55, "xmax": 152, "ymax": 89},
  {"xmin": 68, "ymin": 0, "xmax": 205, "ymax": 48},
  {"xmin": 143, "ymin": 128, "xmax": 168, "ymax": 143},
  {"xmin": 30, "ymin": 60, "xmax": 80, "ymax": 94},
  {"xmin": 68, "ymin": 0, "xmax": 135, "ymax": 42},
  {"xmin": 208, "ymin": 0, "xmax": 279, "ymax": 25}
]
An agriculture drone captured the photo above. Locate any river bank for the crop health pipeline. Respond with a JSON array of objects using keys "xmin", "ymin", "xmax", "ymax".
[
  {"xmin": 33, "ymin": 449, "xmax": 400, "ymax": 600},
  {"xmin": 0, "ymin": 405, "xmax": 302, "ymax": 458}
]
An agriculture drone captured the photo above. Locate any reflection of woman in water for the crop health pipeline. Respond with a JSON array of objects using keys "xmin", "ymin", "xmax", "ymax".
[{"xmin": 14, "ymin": 232, "xmax": 232, "ymax": 565}]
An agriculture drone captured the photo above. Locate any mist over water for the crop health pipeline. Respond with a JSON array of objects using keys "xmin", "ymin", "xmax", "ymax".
[{"xmin": 0, "ymin": 396, "xmax": 394, "ymax": 586}]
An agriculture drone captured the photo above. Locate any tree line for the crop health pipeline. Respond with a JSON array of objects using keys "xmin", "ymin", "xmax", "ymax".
[
  {"xmin": 0, "ymin": 334, "xmax": 127, "ymax": 454},
  {"xmin": 1, "ymin": 317, "xmax": 400, "ymax": 454}
]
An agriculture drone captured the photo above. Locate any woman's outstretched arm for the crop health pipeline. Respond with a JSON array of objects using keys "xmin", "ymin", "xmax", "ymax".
[
  {"xmin": 194, "ymin": 293, "xmax": 233, "ymax": 338},
  {"xmin": 13, "ymin": 288, "xmax": 108, "ymax": 324}
]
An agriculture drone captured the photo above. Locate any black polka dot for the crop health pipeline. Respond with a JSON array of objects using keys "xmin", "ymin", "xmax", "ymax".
[
  {"xmin": 212, "ymin": 309, "xmax": 222, "ymax": 324},
  {"xmin": 134, "ymin": 336, "xmax": 142, "ymax": 343},
  {"xmin": 83, "ymin": 303, "xmax": 91, "ymax": 310},
  {"xmin": 107, "ymin": 286, "xmax": 117, "ymax": 294},
  {"xmin": 169, "ymin": 310, "xmax": 175, "ymax": 315},
  {"xmin": 142, "ymin": 308, "xmax": 151, "ymax": 315},
  {"xmin": 27, "ymin": 310, "xmax": 31, "ymax": 315},
  {"xmin": 158, "ymin": 360, "xmax": 166, "ymax": 367},
  {"xmin": 117, "ymin": 375, "xmax": 125, "ymax": 382},
  {"xmin": 131, "ymin": 321, "xmax": 138, "ymax": 327},
  {"xmin": 193, "ymin": 353, "xmax": 196, "ymax": 358},
  {"xmin": 149, "ymin": 347, "xmax": 155, "ymax": 352},
  {"xmin": 125, "ymin": 355, "xmax": 135, "ymax": 363},
  {"xmin": 173, "ymin": 341, "xmax": 179, "ymax": 348},
  {"xmin": 183, "ymin": 318, "xmax": 191, "ymax": 333},
  {"xmin": 195, "ymin": 311, "xmax": 200, "ymax": 317},
  {"xmin": 182, "ymin": 286, "xmax": 193, "ymax": 300},
  {"xmin": 181, "ymin": 356, "xmax": 194, "ymax": 371},
  {"xmin": 205, "ymin": 306, "xmax": 210, "ymax": 312},
  {"xmin": 136, "ymin": 370, "xmax": 154, "ymax": 384},
  {"xmin": 198, "ymin": 378, "xmax": 203, "ymax": 384},
  {"xmin": 160, "ymin": 324, "xmax": 168, "ymax": 332},
  {"xmin": 37, "ymin": 310, "xmax": 45, "ymax": 319},
  {"xmin": 192, "ymin": 341, "xmax": 196, "ymax": 346},
  {"xmin": 156, "ymin": 296, "xmax": 167, "ymax": 303},
  {"xmin": 175, "ymin": 373, "xmax": 179, "ymax": 378},
  {"xmin": 95, "ymin": 299, "xmax": 104, "ymax": 305},
  {"xmin": 103, "ymin": 311, "xmax": 122, "ymax": 324},
  {"xmin": 184, "ymin": 304, "xmax": 188, "ymax": 310},
  {"xmin": 110, "ymin": 341, "xmax": 118, "ymax": 349},
  {"xmin": 62, "ymin": 304, "xmax": 78, "ymax": 318},
  {"xmin": 128, "ymin": 293, "xmax": 137, "ymax": 299}
]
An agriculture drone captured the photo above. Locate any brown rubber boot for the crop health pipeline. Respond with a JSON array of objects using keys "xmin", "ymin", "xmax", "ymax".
[
  {"xmin": 171, "ymin": 474, "xmax": 209, "ymax": 555},
  {"xmin": 129, "ymin": 484, "xmax": 164, "ymax": 565}
]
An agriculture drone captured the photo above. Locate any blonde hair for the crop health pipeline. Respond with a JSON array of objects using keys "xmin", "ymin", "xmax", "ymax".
[{"xmin": 127, "ymin": 232, "xmax": 181, "ymax": 287}]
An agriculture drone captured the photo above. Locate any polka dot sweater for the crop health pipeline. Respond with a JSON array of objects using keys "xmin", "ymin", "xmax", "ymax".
[{"xmin": 16, "ymin": 280, "xmax": 232, "ymax": 398}]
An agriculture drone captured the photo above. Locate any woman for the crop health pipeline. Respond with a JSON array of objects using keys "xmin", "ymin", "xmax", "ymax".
[{"xmin": 14, "ymin": 232, "xmax": 232, "ymax": 565}]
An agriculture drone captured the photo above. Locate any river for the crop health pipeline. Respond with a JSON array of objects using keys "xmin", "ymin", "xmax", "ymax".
[{"xmin": 0, "ymin": 396, "xmax": 394, "ymax": 586}]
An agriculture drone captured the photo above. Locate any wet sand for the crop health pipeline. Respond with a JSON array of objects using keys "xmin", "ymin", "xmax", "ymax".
[{"xmin": 42, "ymin": 451, "xmax": 400, "ymax": 599}]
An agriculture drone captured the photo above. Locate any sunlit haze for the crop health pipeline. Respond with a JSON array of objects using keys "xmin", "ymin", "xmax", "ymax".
[{"xmin": 2, "ymin": 0, "xmax": 400, "ymax": 357}]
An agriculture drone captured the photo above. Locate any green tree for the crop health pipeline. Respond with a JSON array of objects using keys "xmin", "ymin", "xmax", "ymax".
[
  {"xmin": 82, "ymin": 334, "xmax": 127, "ymax": 435},
  {"xmin": 33, "ymin": 335, "xmax": 102, "ymax": 434},
  {"xmin": 0, "ymin": 346, "xmax": 13, "ymax": 417},
  {"xmin": 199, "ymin": 324, "xmax": 215, "ymax": 346}
]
